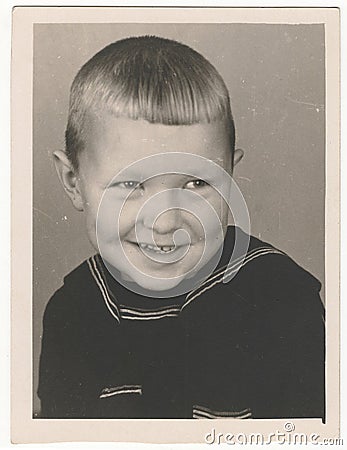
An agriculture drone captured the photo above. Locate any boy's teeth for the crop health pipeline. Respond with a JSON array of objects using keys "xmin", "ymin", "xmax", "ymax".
[
  {"xmin": 138, "ymin": 243, "xmax": 174, "ymax": 253},
  {"xmin": 161, "ymin": 246, "xmax": 173, "ymax": 252}
]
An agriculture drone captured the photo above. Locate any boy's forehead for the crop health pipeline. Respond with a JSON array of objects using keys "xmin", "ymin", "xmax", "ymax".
[
  {"xmin": 84, "ymin": 113, "xmax": 230, "ymax": 153},
  {"xmin": 81, "ymin": 113, "xmax": 231, "ymax": 170}
]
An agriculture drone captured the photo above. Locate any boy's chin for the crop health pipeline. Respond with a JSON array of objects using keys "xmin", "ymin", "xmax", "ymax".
[{"xmin": 122, "ymin": 272, "xmax": 185, "ymax": 293}]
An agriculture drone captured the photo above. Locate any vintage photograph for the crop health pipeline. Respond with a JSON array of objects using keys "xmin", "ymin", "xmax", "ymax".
[
  {"xmin": 11, "ymin": 6, "xmax": 340, "ymax": 445},
  {"xmin": 33, "ymin": 22, "xmax": 326, "ymax": 421}
]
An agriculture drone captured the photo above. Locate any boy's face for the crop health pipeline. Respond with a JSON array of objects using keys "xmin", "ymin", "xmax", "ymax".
[{"xmin": 75, "ymin": 114, "xmax": 233, "ymax": 292}]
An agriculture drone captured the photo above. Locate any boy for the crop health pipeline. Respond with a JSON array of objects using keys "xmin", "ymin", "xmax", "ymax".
[{"xmin": 38, "ymin": 36, "xmax": 325, "ymax": 419}]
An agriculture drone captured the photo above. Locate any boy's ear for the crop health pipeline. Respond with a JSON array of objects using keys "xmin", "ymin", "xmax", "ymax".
[
  {"xmin": 233, "ymin": 148, "xmax": 244, "ymax": 168},
  {"xmin": 53, "ymin": 150, "xmax": 84, "ymax": 211}
]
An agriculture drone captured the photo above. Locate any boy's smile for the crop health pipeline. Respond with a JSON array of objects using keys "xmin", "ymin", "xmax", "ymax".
[{"xmin": 60, "ymin": 115, "xmax": 236, "ymax": 293}]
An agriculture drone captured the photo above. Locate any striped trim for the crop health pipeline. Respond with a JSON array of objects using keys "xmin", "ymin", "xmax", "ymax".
[
  {"xmin": 88, "ymin": 246, "xmax": 285, "ymax": 321},
  {"xmin": 88, "ymin": 255, "xmax": 181, "ymax": 322},
  {"xmin": 182, "ymin": 246, "xmax": 285, "ymax": 311},
  {"xmin": 99, "ymin": 384, "xmax": 142, "ymax": 399},
  {"xmin": 119, "ymin": 305, "xmax": 181, "ymax": 321},
  {"xmin": 186, "ymin": 246, "xmax": 282, "ymax": 301},
  {"xmin": 193, "ymin": 405, "xmax": 252, "ymax": 419},
  {"xmin": 87, "ymin": 256, "xmax": 120, "ymax": 323}
]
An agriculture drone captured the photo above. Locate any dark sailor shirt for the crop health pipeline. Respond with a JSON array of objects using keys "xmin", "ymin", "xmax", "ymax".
[{"xmin": 38, "ymin": 227, "xmax": 325, "ymax": 420}]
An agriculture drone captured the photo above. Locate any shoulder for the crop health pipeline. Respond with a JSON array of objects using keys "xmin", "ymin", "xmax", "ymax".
[
  {"xmin": 184, "ymin": 227, "xmax": 323, "ymax": 317},
  {"xmin": 225, "ymin": 229, "xmax": 324, "ymax": 325},
  {"xmin": 42, "ymin": 255, "xmax": 101, "ymax": 326},
  {"xmin": 229, "ymin": 228, "xmax": 321, "ymax": 296}
]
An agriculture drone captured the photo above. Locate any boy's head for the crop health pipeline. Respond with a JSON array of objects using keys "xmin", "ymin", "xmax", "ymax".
[
  {"xmin": 54, "ymin": 35, "xmax": 244, "ymax": 294},
  {"xmin": 65, "ymin": 35, "xmax": 235, "ymax": 170}
]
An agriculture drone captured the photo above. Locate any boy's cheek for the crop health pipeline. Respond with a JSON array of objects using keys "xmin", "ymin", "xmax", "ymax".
[
  {"xmin": 118, "ymin": 203, "xmax": 138, "ymax": 225},
  {"xmin": 84, "ymin": 218, "xmax": 99, "ymax": 251},
  {"xmin": 82, "ymin": 201, "xmax": 111, "ymax": 250},
  {"xmin": 198, "ymin": 196, "xmax": 227, "ymax": 227}
]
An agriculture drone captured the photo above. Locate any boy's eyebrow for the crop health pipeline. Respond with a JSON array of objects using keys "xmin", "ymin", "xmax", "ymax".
[
  {"xmin": 104, "ymin": 158, "xmax": 229, "ymax": 186},
  {"xmin": 106, "ymin": 170, "xmax": 145, "ymax": 184}
]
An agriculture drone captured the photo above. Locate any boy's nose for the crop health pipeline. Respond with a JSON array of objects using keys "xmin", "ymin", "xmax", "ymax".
[
  {"xmin": 150, "ymin": 208, "xmax": 182, "ymax": 235},
  {"xmin": 142, "ymin": 189, "xmax": 184, "ymax": 235}
]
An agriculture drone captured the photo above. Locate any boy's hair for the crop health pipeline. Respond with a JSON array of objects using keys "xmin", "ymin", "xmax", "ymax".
[{"xmin": 65, "ymin": 35, "xmax": 235, "ymax": 170}]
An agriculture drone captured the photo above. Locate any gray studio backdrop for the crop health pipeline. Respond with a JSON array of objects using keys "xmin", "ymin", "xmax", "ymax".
[{"xmin": 33, "ymin": 23, "xmax": 325, "ymax": 415}]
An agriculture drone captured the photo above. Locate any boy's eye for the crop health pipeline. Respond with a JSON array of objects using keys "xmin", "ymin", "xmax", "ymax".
[
  {"xmin": 117, "ymin": 181, "xmax": 142, "ymax": 189},
  {"xmin": 184, "ymin": 179, "xmax": 209, "ymax": 189}
]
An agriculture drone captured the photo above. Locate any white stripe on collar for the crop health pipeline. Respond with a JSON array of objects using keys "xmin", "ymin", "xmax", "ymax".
[
  {"xmin": 119, "ymin": 306, "xmax": 181, "ymax": 320},
  {"xmin": 119, "ymin": 306, "xmax": 181, "ymax": 316},
  {"xmin": 87, "ymin": 255, "xmax": 120, "ymax": 323},
  {"xmin": 120, "ymin": 312, "xmax": 179, "ymax": 321}
]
